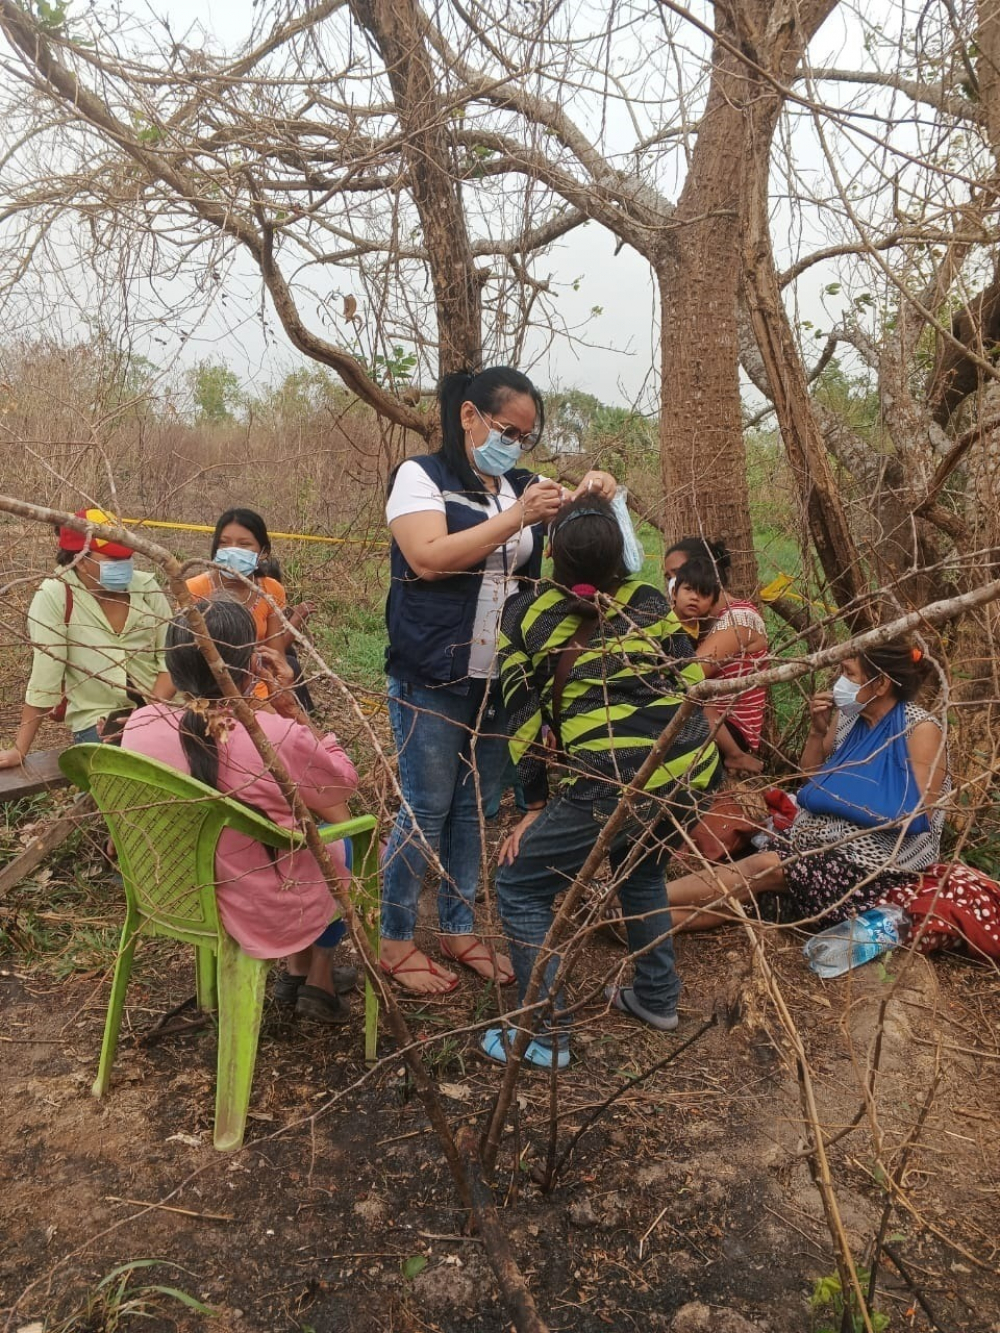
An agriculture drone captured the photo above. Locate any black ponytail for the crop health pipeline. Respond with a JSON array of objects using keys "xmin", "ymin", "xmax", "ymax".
[
  {"xmin": 436, "ymin": 365, "xmax": 545, "ymax": 497},
  {"xmin": 165, "ymin": 599, "xmax": 256, "ymax": 791},
  {"xmin": 665, "ymin": 536, "xmax": 732, "ymax": 587}
]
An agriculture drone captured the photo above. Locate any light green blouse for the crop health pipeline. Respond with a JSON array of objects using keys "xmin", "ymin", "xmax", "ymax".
[{"xmin": 24, "ymin": 567, "xmax": 171, "ymax": 734}]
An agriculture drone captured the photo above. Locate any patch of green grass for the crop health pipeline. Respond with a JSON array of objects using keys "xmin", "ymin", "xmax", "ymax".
[
  {"xmin": 49, "ymin": 1258, "xmax": 215, "ymax": 1332},
  {"xmin": 754, "ymin": 524, "xmax": 802, "ymax": 586},
  {"xmin": 312, "ymin": 596, "xmax": 387, "ymax": 691}
]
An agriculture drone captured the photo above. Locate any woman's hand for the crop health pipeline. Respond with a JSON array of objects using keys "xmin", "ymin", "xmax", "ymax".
[
  {"xmin": 571, "ymin": 470, "xmax": 617, "ymax": 501},
  {"xmin": 255, "ymin": 646, "xmax": 301, "ymax": 717},
  {"xmin": 0, "ymin": 747, "xmax": 25, "ymax": 770},
  {"xmin": 291, "ymin": 600, "xmax": 315, "ymax": 629},
  {"xmin": 521, "ymin": 478, "xmax": 564, "ymax": 525},
  {"xmin": 800, "ymin": 690, "xmax": 838, "ymax": 772},
  {"xmin": 498, "ymin": 807, "xmax": 544, "ymax": 865},
  {"xmin": 808, "ymin": 690, "xmax": 835, "ymax": 737}
]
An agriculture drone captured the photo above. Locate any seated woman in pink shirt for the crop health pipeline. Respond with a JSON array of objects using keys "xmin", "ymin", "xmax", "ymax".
[{"xmin": 121, "ymin": 598, "xmax": 359, "ymax": 1024}]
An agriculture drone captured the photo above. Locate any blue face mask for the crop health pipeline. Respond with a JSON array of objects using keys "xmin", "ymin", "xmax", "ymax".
[
  {"xmin": 472, "ymin": 429, "xmax": 523, "ymax": 477},
  {"xmin": 214, "ymin": 546, "xmax": 259, "ymax": 577},
  {"xmin": 98, "ymin": 558, "xmax": 134, "ymax": 592}
]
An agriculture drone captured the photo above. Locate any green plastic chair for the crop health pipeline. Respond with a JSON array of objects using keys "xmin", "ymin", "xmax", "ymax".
[{"xmin": 60, "ymin": 743, "xmax": 380, "ymax": 1152}]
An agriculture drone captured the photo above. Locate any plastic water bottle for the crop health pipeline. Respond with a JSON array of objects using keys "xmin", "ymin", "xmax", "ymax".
[{"xmin": 803, "ymin": 905, "xmax": 909, "ymax": 979}]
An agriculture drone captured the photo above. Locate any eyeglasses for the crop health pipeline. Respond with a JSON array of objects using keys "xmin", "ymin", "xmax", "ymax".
[{"xmin": 479, "ymin": 407, "xmax": 542, "ymax": 451}]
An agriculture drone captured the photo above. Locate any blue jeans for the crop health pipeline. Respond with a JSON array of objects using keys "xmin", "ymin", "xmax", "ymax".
[
  {"xmin": 496, "ymin": 792, "xmax": 694, "ymax": 1051},
  {"xmin": 381, "ymin": 676, "xmax": 509, "ymax": 941},
  {"xmin": 73, "ymin": 727, "xmax": 101, "ymax": 744}
]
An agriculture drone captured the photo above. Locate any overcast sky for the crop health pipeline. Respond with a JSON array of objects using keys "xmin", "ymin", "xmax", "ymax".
[{"xmin": 4, "ymin": 0, "xmax": 892, "ymax": 411}]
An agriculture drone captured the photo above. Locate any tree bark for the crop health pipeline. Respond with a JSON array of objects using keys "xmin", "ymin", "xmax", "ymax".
[
  {"xmin": 351, "ymin": 0, "xmax": 482, "ymax": 374},
  {"xmin": 657, "ymin": 0, "xmax": 840, "ymax": 598},
  {"xmin": 656, "ymin": 5, "xmax": 755, "ymax": 591}
]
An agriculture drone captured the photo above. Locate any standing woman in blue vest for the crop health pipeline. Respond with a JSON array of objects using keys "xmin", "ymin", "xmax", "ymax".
[{"xmin": 380, "ymin": 366, "xmax": 617, "ymax": 993}]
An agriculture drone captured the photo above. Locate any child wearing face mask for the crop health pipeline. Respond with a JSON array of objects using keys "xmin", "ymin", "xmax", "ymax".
[
  {"xmin": 0, "ymin": 508, "xmax": 175, "ymax": 769},
  {"xmin": 185, "ymin": 508, "xmax": 315, "ymax": 710}
]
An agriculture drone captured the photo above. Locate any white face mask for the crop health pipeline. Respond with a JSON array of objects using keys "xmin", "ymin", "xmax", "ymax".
[{"xmin": 832, "ymin": 674, "xmax": 867, "ymax": 719}]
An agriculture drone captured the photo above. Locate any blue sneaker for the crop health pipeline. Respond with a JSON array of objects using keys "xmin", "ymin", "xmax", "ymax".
[{"xmin": 481, "ymin": 1026, "xmax": 571, "ymax": 1070}]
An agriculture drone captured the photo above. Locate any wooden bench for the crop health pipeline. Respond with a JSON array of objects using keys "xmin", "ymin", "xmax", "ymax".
[
  {"xmin": 0, "ymin": 748, "xmax": 70, "ymax": 803},
  {"xmin": 0, "ymin": 747, "xmax": 83, "ymax": 898}
]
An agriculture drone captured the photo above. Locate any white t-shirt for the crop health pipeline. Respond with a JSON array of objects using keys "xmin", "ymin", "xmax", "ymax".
[{"xmin": 387, "ymin": 459, "xmax": 535, "ymax": 678}]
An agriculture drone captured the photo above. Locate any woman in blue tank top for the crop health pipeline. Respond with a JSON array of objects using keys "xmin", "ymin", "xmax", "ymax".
[{"xmin": 666, "ymin": 640, "xmax": 950, "ymax": 931}]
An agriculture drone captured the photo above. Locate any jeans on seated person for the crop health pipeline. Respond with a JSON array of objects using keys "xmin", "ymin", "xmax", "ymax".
[
  {"xmin": 312, "ymin": 834, "xmax": 353, "ymax": 948},
  {"xmin": 381, "ymin": 676, "xmax": 509, "ymax": 941},
  {"xmin": 496, "ymin": 792, "xmax": 694, "ymax": 1052}
]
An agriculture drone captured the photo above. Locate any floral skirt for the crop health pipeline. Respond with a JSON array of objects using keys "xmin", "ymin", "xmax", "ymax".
[{"xmin": 775, "ymin": 842, "xmax": 916, "ymax": 926}]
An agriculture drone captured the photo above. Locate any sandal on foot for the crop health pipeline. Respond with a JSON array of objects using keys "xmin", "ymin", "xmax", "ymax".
[
  {"xmin": 440, "ymin": 938, "xmax": 515, "ymax": 986},
  {"xmin": 605, "ymin": 985, "xmax": 679, "ymax": 1032},
  {"xmin": 295, "ymin": 985, "xmax": 351, "ymax": 1025},
  {"xmin": 378, "ymin": 946, "xmax": 458, "ymax": 994},
  {"xmin": 480, "ymin": 1027, "xmax": 570, "ymax": 1070},
  {"xmin": 274, "ymin": 966, "xmax": 358, "ymax": 1005}
]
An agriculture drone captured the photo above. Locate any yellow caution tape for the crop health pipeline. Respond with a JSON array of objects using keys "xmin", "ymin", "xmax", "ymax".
[{"xmin": 122, "ymin": 517, "xmax": 389, "ymax": 548}]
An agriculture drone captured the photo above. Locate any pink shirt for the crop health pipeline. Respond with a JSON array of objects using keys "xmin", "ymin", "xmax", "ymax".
[{"xmin": 121, "ymin": 703, "xmax": 358, "ymax": 959}]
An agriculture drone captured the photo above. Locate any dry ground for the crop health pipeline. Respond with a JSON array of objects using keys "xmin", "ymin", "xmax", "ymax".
[
  {"xmin": 2, "ymin": 808, "xmax": 999, "ymax": 1333},
  {"xmin": 1, "ymin": 539, "xmax": 999, "ymax": 1332}
]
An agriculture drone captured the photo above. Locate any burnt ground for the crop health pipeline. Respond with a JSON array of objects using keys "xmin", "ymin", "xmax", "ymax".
[
  {"xmin": 1, "ymin": 667, "xmax": 999, "ymax": 1333},
  {"xmin": 2, "ymin": 808, "xmax": 1000, "ymax": 1333}
]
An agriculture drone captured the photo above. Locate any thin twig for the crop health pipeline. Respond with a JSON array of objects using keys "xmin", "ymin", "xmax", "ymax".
[
  {"xmin": 104, "ymin": 1195, "xmax": 234, "ymax": 1222},
  {"xmin": 549, "ymin": 1017, "xmax": 717, "ymax": 1184},
  {"xmin": 882, "ymin": 1242, "xmax": 949, "ymax": 1331}
]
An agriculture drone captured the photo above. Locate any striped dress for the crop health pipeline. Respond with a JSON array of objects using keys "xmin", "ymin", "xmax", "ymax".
[
  {"xmin": 704, "ymin": 597, "xmax": 767, "ymax": 750},
  {"xmin": 498, "ymin": 579, "xmax": 721, "ymax": 807}
]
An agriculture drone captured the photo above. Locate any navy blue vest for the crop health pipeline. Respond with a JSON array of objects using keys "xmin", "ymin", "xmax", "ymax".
[{"xmin": 385, "ymin": 454, "xmax": 543, "ymax": 687}]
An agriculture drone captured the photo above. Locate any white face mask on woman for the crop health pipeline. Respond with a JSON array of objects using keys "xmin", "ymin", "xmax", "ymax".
[{"xmin": 832, "ymin": 674, "xmax": 867, "ymax": 719}]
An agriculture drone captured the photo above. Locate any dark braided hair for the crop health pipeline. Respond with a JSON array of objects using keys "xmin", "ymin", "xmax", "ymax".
[{"xmin": 165, "ymin": 598, "xmax": 256, "ymax": 790}]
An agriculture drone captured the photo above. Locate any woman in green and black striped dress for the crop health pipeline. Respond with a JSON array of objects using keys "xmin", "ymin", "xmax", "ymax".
[{"xmin": 482, "ymin": 496, "xmax": 721, "ymax": 1070}]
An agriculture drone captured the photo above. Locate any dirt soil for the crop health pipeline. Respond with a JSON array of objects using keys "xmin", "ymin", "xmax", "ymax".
[
  {"xmin": 1, "ymin": 615, "xmax": 998, "ymax": 1333},
  {"xmin": 2, "ymin": 822, "xmax": 1000, "ymax": 1333}
]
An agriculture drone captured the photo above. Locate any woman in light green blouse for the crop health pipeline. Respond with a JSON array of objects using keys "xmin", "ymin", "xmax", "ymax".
[{"xmin": 0, "ymin": 508, "xmax": 174, "ymax": 768}]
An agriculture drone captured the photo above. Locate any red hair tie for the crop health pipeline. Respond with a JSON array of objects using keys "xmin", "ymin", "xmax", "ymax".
[
  {"xmin": 911, "ymin": 647, "xmax": 923, "ymax": 663},
  {"xmin": 571, "ymin": 583, "xmax": 597, "ymax": 598}
]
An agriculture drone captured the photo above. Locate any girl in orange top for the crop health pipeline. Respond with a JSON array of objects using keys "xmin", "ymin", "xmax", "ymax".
[{"xmin": 186, "ymin": 508, "xmax": 314, "ymax": 708}]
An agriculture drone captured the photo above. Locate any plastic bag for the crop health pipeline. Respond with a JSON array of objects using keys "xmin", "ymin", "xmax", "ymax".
[{"xmin": 610, "ymin": 488, "xmax": 644, "ymax": 574}]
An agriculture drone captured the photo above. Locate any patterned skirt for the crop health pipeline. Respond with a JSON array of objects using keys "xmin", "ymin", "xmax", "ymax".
[{"xmin": 777, "ymin": 843, "xmax": 915, "ymax": 926}]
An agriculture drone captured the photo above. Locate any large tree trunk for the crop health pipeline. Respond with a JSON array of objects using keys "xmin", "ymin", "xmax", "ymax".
[
  {"xmin": 656, "ymin": 21, "xmax": 755, "ymax": 592},
  {"xmin": 351, "ymin": 0, "xmax": 482, "ymax": 375},
  {"xmin": 658, "ymin": 0, "xmax": 838, "ymax": 598},
  {"xmin": 741, "ymin": 145, "xmax": 867, "ymax": 615}
]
